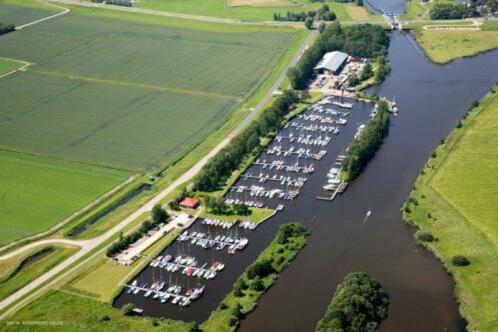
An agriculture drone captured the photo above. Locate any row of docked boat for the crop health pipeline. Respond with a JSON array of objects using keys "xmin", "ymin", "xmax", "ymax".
[
  {"xmin": 223, "ymin": 198, "xmax": 265, "ymax": 208},
  {"xmin": 150, "ymin": 254, "xmax": 225, "ymax": 279},
  {"xmin": 201, "ymin": 218, "xmax": 234, "ymax": 229},
  {"xmin": 266, "ymin": 146, "xmax": 326, "ymax": 160},
  {"xmin": 275, "ymin": 134, "xmax": 331, "ymax": 147},
  {"xmin": 284, "ymin": 122, "xmax": 338, "ymax": 134},
  {"xmin": 178, "ymin": 230, "xmax": 249, "ymax": 254},
  {"xmin": 127, "ymin": 280, "xmax": 205, "ymax": 306},
  {"xmin": 238, "ymin": 221, "xmax": 258, "ymax": 230}
]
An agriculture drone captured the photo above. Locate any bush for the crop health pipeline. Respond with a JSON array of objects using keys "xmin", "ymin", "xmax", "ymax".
[
  {"xmin": 122, "ymin": 303, "xmax": 135, "ymax": 316},
  {"xmin": 251, "ymin": 277, "xmax": 265, "ymax": 291},
  {"xmin": 417, "ymin": 232, "xmax": 434, "ymax": 242},
  {"xmin": 152, "ymin": 204, "xmax": 168, "ymax": 224},
  {"xmin": 0, "ymin": 23, "xmax": 15, "ymax": 36},
  {"xmin": 316, "ymin": 272, "xmax": 389, "ymax": 332},
  {"xmin": 451, "ymin": 255, "xmax": 470, "ymax": 266},
  {"xmin": 100, "ymin": 315, "xmax": 111, "ymax": 321},
  {"xmin": 277, "ymin": 223, "xmax": 309, "ymax": 244},
  {"xmin": 247, "ymin": 259, "xmax": 275, "ymax": 279}
]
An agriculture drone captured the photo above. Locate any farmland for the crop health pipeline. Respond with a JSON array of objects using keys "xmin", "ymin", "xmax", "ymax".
[
  {"xmin": 0, "ymin": 0, "xmax": 57, "ymax": 26},
  {"xmin": 0, "ymin": 57, "xmax": 24, "ymax": 76},
  {"xmin": 0, "ymin": 150, "xmax": 130, "ymax": 245},
  {"xmin": 135, "ymin": 0, "xmax": 368, "ymax": 21},
  {"xmin": 403, "ymin": 86, "xmax": 498, "ymax": 331},
  {"xmin": 0, "ymin": 7, "xmax": 298, "ymax": 170}
]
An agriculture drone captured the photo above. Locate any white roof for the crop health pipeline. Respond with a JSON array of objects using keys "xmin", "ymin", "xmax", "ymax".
[{"xmin": 314, "ymin": 51, "xmax": 348, "ymax": 72}]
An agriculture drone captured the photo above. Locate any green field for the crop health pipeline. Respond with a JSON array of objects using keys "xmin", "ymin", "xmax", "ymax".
[
  {"xmin": 135, "ymin": 0, "xmax": 362, "ymax": 21},
  {"xmin": 403, "ymin": 86, "xmax": 498, "ymax": 331},
  {"xmin": 0, "ymin": 57, "xmax": 24, "ymax": 76},
  {"xmin": 0, "ymin": 0, "xmax": 56, "ymax": 26},
  {"xmin": 0, "ymin": 7, "xmax": 297, "ymax": 170},
  {"xmin": 0, "ymin": 245, "xmax": 78, "ymax": 300},
  {"xmin": 0, "ymin": 150, "xmax": 130, "ymax": 245},
  {"xmin": 410, "ymin": 24, "xmax": 498, "ymax": 64}
]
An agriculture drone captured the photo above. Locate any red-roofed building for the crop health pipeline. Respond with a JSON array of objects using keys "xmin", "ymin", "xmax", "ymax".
[{"xmin": 179, "ymin": 197, "xmax": 199, "ymax": 209}]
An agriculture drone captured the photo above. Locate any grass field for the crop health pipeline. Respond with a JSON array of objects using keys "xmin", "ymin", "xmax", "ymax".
[
  {"xmin": 0, "ymin": 245, "xmax": 78, "ymax": 300},
  {"xmin": 481, "ymin": 20, "xmax": 498, "ymax": 31},
  {"xmin": 228, "ymin": 0, "xmax": 295, "ymax": 7},
  {"xmin": 0, "ymin": 57, "xmax": 25, "ymax": 76},
  {"xmin": 0, "ymin": 0, "xmax": 57, "ymax": 26},
  {"xmin": 0, "ymin": 7, "xmax": 298, "ymax": 170},
  {"xmin": 69, "ymin": 229, "xmax": 180, "ymax": 302},
  {"xmin": 136, "ymin": 0, "xmax": 363, "ymax": 21},
  {"xmin": 2, "ymin": 290, "xmax": 192, "ymax": 331},
  {"xmin": 403, "ymin": 86, "xmax": 498, "ymax": 331},
  {"xmin": 411, "ymin": 25, "xmax": 498, "ymax": 64},
  {"xmin": 0, "ymin": 150, "xmax": 130, "ymax": 245}
]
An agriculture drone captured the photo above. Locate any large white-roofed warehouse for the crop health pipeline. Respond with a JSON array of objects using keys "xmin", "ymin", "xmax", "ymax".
[{"xmin": 314, "ymin": 51, "xmax": 349, "ymax": 75}]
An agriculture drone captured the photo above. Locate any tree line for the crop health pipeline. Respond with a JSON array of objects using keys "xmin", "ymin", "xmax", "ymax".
[
  {"xmin": 193, "ymin": 90, "xmax": 299, "ymax": 192},
  {"xmin": 0, "ymin": 23, "xmax": 15, "ymax": 36},
  {"xmin": 288, "ymin": 22, "xmax": 390, "ymax": 90},
  {"xmin": 430, "ymin": 2, "xmax": 478, "ymax": 19},
  {"xmin": 342, "ymin": 99, "xmax": 390, "ymax": 181},
  {"xmin": 106, "ymin": 204, "xmax": 168, "ymax": 257},
  {"xmin": 315, "ymin": 272, "xmax": 389, "ymax": 332},
  {"xmin": 273, "ymin": 5, "xmax": 336, "ymax": 24}
]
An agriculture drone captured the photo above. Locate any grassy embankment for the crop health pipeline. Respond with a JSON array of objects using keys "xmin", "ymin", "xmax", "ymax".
[
  {"xmin": 0, "ymin": 245, "xmax": 79, "ymax": 300},
  {"xmin": 408, "ymin": 22, "xmax": 498, "ymax": 64},
  {"xmin": 135, "ymin": 0, "xmax": 376, "ymax": 22},
  {"xmin": 201, "ymin": 223, "xmax": 310, "ymax": 331},
  {"xmin": 403, "ymin": 85, "xmax": 498, "ymax": 331}
]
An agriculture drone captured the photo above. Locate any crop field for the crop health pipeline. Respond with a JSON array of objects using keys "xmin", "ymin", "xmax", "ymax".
[
  {"xmin": 136, "ymin": 0, "xmax": 359, "ymax": 21},
  {"xmin": 228, "ymin": 0, "xmax": 295, "ymax": 7},
  {"xmin": 0, "ymin": 57, "xmax": 24, "ymax": 76},
  {"xmin": 404, "ymin": 87, "xmax": 498, "ymax": 330},
  {"xmin": 0, "ymin": 150, "xmax": 130, "ymax": 245},
  {"xmin": 0, "ymin": 9, "xmax": 296, "ymax": 170},
  {"xmin": 0, "ymin": 0, "xmax": 56, "ymax": 26}
]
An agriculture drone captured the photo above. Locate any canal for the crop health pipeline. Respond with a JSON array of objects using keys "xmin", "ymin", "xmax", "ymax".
[{"xmin": 114, "ymin": 13, "xmax": 498, "ymax": 332}]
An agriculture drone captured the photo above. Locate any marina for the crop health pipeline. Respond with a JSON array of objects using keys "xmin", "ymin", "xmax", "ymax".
[{"xmin": 223, "ymin": 96, "xmax": 363, "ymax": 210}]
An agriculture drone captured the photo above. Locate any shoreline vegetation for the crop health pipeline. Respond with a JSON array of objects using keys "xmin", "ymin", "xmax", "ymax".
[
  {"xmin": 341, "ymin": 99, "xmax": 390, "ymax": 181},
  {"xmin": 402, "ymin": 84, "xmax": 498, "ymax": 331},
  {"xmin": 316, "ymin": 272, "xmax": 389, "ymax": 332},
  {"xmin": 201, "ymin": 223, "xmax": 310, "ymax": 331}
]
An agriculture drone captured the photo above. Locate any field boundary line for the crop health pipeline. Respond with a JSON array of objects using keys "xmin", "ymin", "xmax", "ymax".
[
  {"xmin": 0, "ymin": 175, "xmax": 137, "ymax": 257},
  {"xmin": 0, "ymin": 58, "xmax": 32, "ymax": 80},
  {"xmin": 16, "ymin": 0, "xmax": 70, "ymax": 30},
  {"xmin": 34, "ymin": 70, "xmax": 240, "ymax": 101}
]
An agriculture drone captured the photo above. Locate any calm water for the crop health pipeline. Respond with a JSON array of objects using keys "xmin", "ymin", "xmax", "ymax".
[{"xmin": 114, "ymin": 30, "xmax": 498, "ymax": 332}]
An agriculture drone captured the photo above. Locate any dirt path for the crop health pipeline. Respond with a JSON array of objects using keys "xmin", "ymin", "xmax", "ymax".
[{"xmin": 0, "ymin": 29, "xmax": 317, "ymax": 319}]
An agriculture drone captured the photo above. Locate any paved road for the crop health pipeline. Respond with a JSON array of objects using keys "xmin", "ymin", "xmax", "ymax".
[
  {"xmin": 0, "ymin": 240, "xmax": 87, "ymax": 261},
  {"xmin": 17, "ymin": 0, "xmax": 69, "ymax": 30},
  {"xmin": 0, "ymin": 23, "xmax": 317, "ymax": 318}
]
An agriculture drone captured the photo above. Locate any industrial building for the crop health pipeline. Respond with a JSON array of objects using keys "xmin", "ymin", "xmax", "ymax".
[{"xmin": 314, "ymin": 51, "xmax": 349, "ymax": 75}]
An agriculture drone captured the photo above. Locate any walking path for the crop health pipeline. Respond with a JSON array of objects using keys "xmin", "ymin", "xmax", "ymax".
[
  {"xmin": 0, "ymin": 27, "xmax": 317, "ymax": 319},
  {"xmin": 16, "ymin": 0, "xmax": 70, "ymax": 30}
]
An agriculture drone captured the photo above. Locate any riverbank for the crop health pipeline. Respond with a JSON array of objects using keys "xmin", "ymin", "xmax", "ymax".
[
  {"xmin": 402, "ymin": 85, "xmax": 498, "ymax": 331},
  {"xmin": 408, "ymin": 22, "xmax": 498, "ymax": 64}
]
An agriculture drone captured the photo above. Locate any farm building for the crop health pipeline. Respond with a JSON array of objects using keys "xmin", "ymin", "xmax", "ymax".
[
  {"xmin": 179, "ymin": 197, "xmax": 200, "ymax": 209},
  {"xmin": 314, "ymin": 51, "xmax": 349, "ymax": 75}
]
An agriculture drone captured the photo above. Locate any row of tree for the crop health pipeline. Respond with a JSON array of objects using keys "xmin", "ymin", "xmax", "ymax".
[
  {"xmin": 273, "ymin": 5, "xmax": 337, "ymax": 23},
  {"xmin": 430, "ymin": 2, "xmax": 478, "ymax": 19},
  {"xmin": 288, "ymin": 22, "xmax": 390, "ymax": 89},
  {"xmin": 106, "ymin": 204, "xmax": 168, "ymax": 257},
  {"xmin": 193, "ymin": 90, "xmax": 299, "ymax": 192},
  {"xmin": 342, "ymin": 99, "xmax": 390, "ymax": 180},
  {"xmin": 315, "ymin": 272, "xmax": 390, "ymax": 332},
  {"xmin": 0, "ymin": 23, "xmax": 15, "ymax": 36}
]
